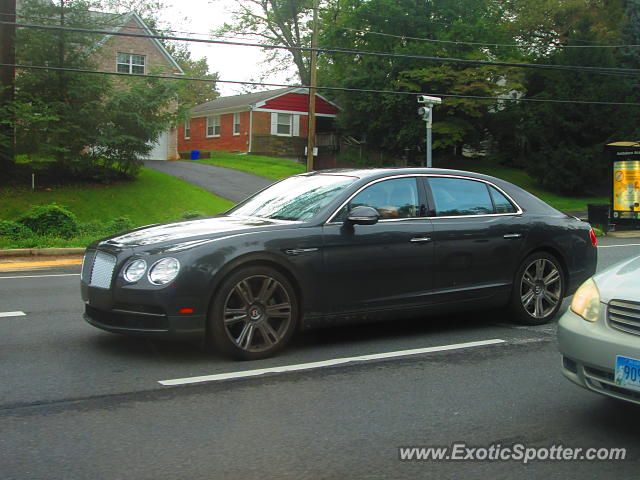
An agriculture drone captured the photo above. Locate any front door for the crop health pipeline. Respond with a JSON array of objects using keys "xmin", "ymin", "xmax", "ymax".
[{"xmin": 321, "ymin": 177, "xmax": 435, "ymax": 314}]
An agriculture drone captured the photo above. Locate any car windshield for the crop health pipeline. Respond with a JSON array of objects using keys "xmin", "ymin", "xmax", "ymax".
[{"xmin": 229, "ymin": 174, "xmax": 357, "ymax": 221}]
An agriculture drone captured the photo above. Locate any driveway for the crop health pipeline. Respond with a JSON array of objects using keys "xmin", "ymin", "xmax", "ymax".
[{"xmin": 144, "ymin": 160, "xmax": 274, "ymax": 203}]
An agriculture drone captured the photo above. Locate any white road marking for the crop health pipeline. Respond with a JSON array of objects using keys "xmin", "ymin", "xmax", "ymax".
[
  {"xmin": 0, "ymin": 311, "xmax": 26, "ymax": 318},
  {"xmin": 0, "ymin": 273, "xmax": 81, "ymax": 280},
  {"xmin": 598, "ymin": 243, "xmax": 640, "ymax": 248},
  {"xmin": 159, "ymin": 338, "xmax": 506, "ymax": 386}
]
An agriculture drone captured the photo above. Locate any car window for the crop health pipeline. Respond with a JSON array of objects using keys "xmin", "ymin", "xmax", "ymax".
[
  {"xmin": 333, "ymin": 177, "xmax": 420, "ymax": 221},
  {"xmin": 489, "ymin": 186, "xmax": 517, "ymax": 213},
  {"xmin": 230, "ymin": 174, "xmax": 357, "ymax": 221},
  {"xmin": 429, "ymin": 177, "xmax": 494, "ymax": 217}
]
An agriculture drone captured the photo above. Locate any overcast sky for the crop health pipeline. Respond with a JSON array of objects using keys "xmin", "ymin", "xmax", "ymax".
[{"xmin": 158, "ymin": 0, "xmax": 295, "ymax": 97}]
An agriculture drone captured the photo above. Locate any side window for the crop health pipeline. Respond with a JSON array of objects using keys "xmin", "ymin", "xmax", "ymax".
[
  {"xmin": 429, "ymin": 177, "xmax": 494, "ymax": 217},
  {"xmin": 489, "ymin": 186, "xmax": 517, "ymax": 213},
  {"xmin": 334, "ymin": 177, "xmax": 420, "ymax": 221}
]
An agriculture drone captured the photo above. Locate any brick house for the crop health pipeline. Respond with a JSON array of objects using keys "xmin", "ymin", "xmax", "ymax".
[
  {"xmin": 178, "ymin": 88, "xmax": 340, "ymax": 158},
  {"xmin": 90, "ymin": 11, "xmax": 184, "ymax": 160}
]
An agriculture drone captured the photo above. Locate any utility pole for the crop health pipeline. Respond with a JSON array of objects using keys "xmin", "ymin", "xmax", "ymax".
[
  {"xmin": 305, "ymin": 0, "xmax": 319, "ymax": 172},
  {"xmin": 0, "ymin": 0, "xmax": 16, "ymax": 172},
  {"xmin": 417, "ymin": 95, "xmax": 442, "ymax": 168}
]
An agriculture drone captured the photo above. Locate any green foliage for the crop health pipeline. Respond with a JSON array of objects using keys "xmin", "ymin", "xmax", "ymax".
[
  {"xmin": 0, "ymin": 221, "xmax": 33, "ymax": 240},
  {"xmin": 6, "ymin": 0, "xmax": 181, "ymax": 182},
  {"xmin": 105, "ymin": 216, "xmax": 134, "ymax": 234},
  {"xmin": 318, "ymin": 0, "xmax": 523, "ymax": 157},
  {"xmin": 17, "ymin": 204, "xmax": 80, "ymax": 239}
]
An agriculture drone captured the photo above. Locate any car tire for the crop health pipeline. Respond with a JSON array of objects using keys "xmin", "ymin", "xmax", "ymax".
[
  {"xmin": 208, "ymin": 265, "xmax": 299, "ymax": 360},
  {"xmin": 509, "ymin": 252, "xmax": 565, "ymax": 325}
]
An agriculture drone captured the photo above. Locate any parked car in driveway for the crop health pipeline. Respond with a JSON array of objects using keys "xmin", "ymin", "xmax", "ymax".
[
  {"xmin": 558, "ymin": 254, "xmax": 640, "ymax": 405},
  {"xmin": 81, "ymin": 168, "xmax": 597, "ymax": 359}
]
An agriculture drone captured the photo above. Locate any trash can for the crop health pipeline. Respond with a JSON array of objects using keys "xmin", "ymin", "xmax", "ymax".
[
  {"xmin": 587, "ymin": 203, "xmax": 610, "ymax": 231},
  {"xmin": 190, "ymin": 150, "xmax": 200, "ymax": 160}
]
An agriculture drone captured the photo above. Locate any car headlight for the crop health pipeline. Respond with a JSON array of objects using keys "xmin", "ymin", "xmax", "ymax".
[
  {"xmin": 123, "ymin": 259, "xmax": 147, "ymax": 283},
  {"xmin": 570, "ymin": 278, "xmax": 601, "ymax": 322},
  {"xmin": 148, "ymin": 257, "xmax": 180, "ymax": 285}
]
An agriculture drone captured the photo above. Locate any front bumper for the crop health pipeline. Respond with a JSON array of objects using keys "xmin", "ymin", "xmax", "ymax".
[
  {"xmin": 83, "ymin": 303, "xmax": 206, "ymax": 339},
  {"xmin": 557, "ymin": 308, "xmax": 640, "ymax": 405}
]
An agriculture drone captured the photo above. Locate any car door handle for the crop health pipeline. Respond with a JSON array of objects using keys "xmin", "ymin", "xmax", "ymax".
[
  {"xmin": 503, "ymin": 233, "xmax": 522, "ymax": 239},
  {"xmin": 410, "ymin": 237, "xmax": 432, "ymax": 243}
]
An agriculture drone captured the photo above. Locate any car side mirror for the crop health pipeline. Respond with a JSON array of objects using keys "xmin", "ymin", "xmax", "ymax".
[{"xmin": 346, "ymin": 206, "xmax": 380, "ymax": 225}]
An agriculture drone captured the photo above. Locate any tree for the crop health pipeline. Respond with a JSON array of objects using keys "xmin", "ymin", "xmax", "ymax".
[
  {"xmin": 212, "ymin": 0, "xmax": 316, "ymax": 84},
  {"xmin": 166, "ymin": 43, "xmax": 220, "ymax": 107},
  {"xmin": 493, "ymin": 0, "xmax": 640, "ymax": 194},
  {"xmin": 8, "ymin": 0, "xmax": 181, "ymax": 179},
  {"xmin": 318, "ymin": 0, "xmax": 522, "ymax": 158}
]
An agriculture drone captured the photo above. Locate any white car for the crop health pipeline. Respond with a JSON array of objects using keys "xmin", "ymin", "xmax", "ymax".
[{"xmin": 558, "ymin": 254, "xmax": 640, "ymax": 404}]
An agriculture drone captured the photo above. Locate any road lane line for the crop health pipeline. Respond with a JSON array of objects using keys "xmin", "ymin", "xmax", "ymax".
[
  {"xmin": 0, "ymin": 311, "xmax": 26, "ymax": 318},
  {"xmin": 0, "ymin": 273, "xmax": 80, "ymax": 280},
  {"xmin": 159, "ymin": 338, "xmax": 506, "ymax": 386},
  {"xmin": 598, "ymin": 243, "xmax": 640, "ymax": 248}
]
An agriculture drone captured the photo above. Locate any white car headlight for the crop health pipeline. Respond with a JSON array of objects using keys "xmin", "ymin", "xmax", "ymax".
[
  {"xmin": 570, "ymin": 278, "xmax": 601, "ymax": 322},
  {"xmin": 148, "ymin": 258, "xmax": 180, "ymax": 285},
  {"xmin": 123, "ymin": 259, "xmax": 147, "ymax": 283}
]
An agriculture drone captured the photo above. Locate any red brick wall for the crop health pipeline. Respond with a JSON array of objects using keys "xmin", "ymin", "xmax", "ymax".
[{"xmin": 178, "ymin": 112, "xmax": 250, "ymax": 153}]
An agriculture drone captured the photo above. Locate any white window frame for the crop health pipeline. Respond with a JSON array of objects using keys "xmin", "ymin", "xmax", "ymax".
[
  {"xmin": 117, "ymin": 53, "xmax": 145, "ymax": 74},
  {"xmin": 233, "ymin": 113, "xmax": 241, "ymax": 135},
  {"xmin": 184, "ymin": 120, "xmax": 191, "ymax": 140},
  {"xmin": 206, "ymin": 115, "xmax": 221, "ymax": 137}
]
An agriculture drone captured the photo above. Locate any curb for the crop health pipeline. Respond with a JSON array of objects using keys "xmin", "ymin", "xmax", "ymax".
[{"xmin": 0, "ymin": 248, "xmax": 85, "ymax": 258}]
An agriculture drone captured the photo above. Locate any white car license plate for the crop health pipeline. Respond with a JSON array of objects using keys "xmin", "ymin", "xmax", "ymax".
[{"xmin": 615, "ymin": 355, "xmax": 640, "ymax": 392}]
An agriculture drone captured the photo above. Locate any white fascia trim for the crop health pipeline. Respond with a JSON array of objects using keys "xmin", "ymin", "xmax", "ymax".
[
  {"xmin": 256, "ymin": 108, "xmax": 337, "ymax": 118},
  {"xmin": 126, "ymin": 12, "xmax": 184, "ymax": 74},
  {"xmin": 191, "ymin": 107, "xmax": 250, "ymax": 118}
]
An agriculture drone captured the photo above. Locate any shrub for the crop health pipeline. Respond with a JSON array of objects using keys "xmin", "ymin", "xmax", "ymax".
[
  {"xmin": 0, "ymin": 220, "xmax": 34, "ymax": 240},
  {"xmin": 17, "ymin": 204, "xmax": 79, "ymax": 238},
  {"xmin": 105, "ymin": 216, "xmax": 134, "ymax": 234}
]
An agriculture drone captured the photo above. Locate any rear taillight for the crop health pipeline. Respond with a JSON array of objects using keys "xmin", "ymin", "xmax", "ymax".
[{"xmin": 589, "ymin": 229, "xmax": 597, "ymax": 247}]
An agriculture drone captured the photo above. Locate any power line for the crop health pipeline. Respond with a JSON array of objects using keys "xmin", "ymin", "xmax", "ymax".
[
  {"xmin": 3, "ymin": 20, "xmax": 640, "ymax": 77},
  {"xmin": 4, "ymin": 63, "xmax": 640, "ymax": 107},
  {"xmin": 337, "ymin": 26, "xmax": 640, "ymax": 50}
]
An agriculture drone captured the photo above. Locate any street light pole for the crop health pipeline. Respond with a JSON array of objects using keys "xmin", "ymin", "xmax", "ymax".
[
  {"xmin": 0, "ymin": 0, "xmax": 16, "ymax": 171},
  {"xmin": 417, "ymin": 95, "xmax": 441, "ymax": 168}
]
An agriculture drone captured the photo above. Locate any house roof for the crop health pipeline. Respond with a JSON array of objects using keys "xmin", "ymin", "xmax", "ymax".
[
  {"xmin": 92, "ymin": 11, "xmax": 184, "ymax": 74},
  {"xmin": 190, "ymin": 88, "xmax": 297, "ymax": 114}
]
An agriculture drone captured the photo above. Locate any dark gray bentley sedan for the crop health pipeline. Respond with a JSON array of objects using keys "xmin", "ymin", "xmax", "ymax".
[{"xmin": 81, "ymin": 168, "xmax": 597, "ymax": 359}]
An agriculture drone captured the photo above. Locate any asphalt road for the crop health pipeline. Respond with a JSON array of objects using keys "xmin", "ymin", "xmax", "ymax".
[
  {"xmin": 1, "ymin": 237, "xmax": 640, "ymax": 479},
  {"xmin": 144, "ymin": 160, "xmax": 274, "ymax": 203}
]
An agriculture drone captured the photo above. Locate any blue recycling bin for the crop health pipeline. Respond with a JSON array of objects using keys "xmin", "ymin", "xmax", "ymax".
[{"xmin": 190, "ymin": 150, "xmax": 200, "ymax": 160}]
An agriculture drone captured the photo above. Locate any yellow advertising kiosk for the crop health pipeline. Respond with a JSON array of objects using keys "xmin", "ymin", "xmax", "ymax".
[{"xmin": 607, "ymin": 142, "xmax": 640, "ymax": 224}]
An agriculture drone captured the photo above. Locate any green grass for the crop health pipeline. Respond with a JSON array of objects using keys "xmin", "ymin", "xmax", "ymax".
[
  {"xmin": 0, "ymin": 168, "xmax": 235, "ymax": 248},
  {"xmin": 434, "ymin": 158, "xmax": 607, "ymax": 212},
  {"xmin": 193, "ymin": 152, "xmax": 305, "ymax": 181}
]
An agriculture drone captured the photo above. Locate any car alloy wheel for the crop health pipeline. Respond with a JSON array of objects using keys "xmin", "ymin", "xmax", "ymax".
[
  {"xmin": 210, "ymin": 266, "xmax": 298, "ymax": 359},
  {"xmin": 510, "ymin": 252, "xmax": 564, "ymax": 325}
]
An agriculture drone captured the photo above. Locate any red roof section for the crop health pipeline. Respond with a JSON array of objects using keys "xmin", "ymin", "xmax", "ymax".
[{"xmin": 259, "ymin": 93, "xmax": 340, "ymax": 115}]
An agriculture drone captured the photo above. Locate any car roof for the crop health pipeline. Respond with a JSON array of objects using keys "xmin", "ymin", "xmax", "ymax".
[{"xmin": 302, "ymin": 167, "xmax": 502, "ymax": 183}]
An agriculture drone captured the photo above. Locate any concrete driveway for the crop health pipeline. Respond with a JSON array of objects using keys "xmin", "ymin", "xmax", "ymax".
[{"xmin": 144, "ymin": 160, "xmax": 274, "ymax": 203}]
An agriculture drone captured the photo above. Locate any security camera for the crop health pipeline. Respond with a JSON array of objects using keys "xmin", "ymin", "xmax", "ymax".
[{"xmin": 417, "ymin": 95, "xmax": 442, "ymax": 105}]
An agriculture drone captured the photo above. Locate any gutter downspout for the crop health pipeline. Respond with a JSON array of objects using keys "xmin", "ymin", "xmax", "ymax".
[{"xmin": 248, "ymin": 106, "xmax": 253, "ymax": 153}]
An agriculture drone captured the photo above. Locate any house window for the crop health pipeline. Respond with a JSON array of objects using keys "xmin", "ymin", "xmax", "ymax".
[
  {"xmin": 184, "ymin": 120, "xmax": 191, "ymax": 139},
  {"xmin": 206, "ymin": 115, "xmax": 220, "ymax": 137},
  {"xmin": 277, "ymin": 113, "xmax": 292, "ymax": 135},
  {"xmin": 233, "ymin": 113, "xmax": 241, "ymax": 135},
  {"xmin": 117, "ymin": 53, "xmax": 145, "ymax": 74}
]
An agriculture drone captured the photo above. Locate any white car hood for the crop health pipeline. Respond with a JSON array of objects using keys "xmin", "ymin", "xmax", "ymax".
[{"xmin": 595, "ymin": 255, "xmax": 640, "ymax": 304}]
